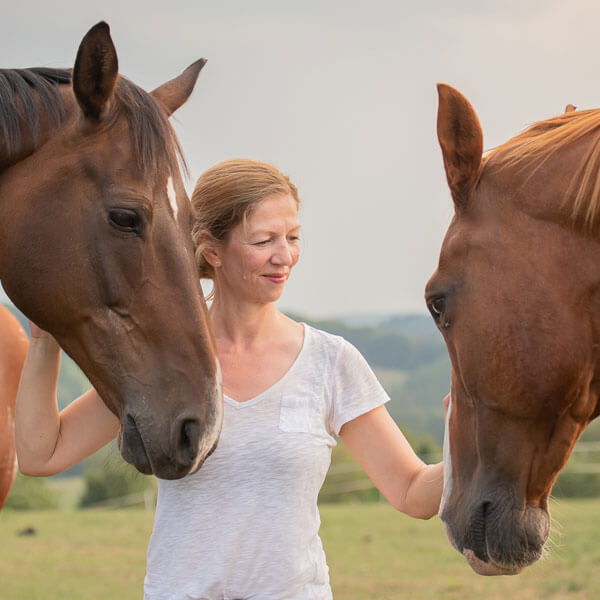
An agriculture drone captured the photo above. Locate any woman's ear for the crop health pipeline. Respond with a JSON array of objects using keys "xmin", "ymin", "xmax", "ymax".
[
  {"xmin": 194, "ymin": 230, "xmax": 221, "ymax": 268},
  {"xmin": 202, "ymin": 246, "xmax": 221, "ymax": 268}
]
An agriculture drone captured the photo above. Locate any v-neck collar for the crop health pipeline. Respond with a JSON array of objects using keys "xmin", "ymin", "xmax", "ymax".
[{"xmin": 223, "ymin": 323, "xmax": 309, "ymax": 409}]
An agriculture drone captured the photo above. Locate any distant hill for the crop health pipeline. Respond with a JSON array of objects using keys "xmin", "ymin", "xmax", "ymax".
[
  {"xmin": 385, "ymin": 356, "xmax": 451, "ymax": 444},
  {"xmin": 335, "ymin": 313, "xmax": 440, "ymax": 338},
  {"xmin": 379, "ymin": 314, "xmax": 440, "ymax": 338},
  {"xmin": 289, "ymin": 313, "xmax": 447, "ymax": 372}
]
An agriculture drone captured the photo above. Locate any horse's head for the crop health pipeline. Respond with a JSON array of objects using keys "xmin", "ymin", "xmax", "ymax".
[
  {"xmin": 0, "ymin": 23, "xmax": 221, "ymax": 480},
  {"xmin": 428, "ymin": 84, "xmax": 600, "ymax": 574}
]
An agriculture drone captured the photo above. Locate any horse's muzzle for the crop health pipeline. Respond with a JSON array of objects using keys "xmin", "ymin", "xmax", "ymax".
[
  {"xmin": 118, "ymin": 406, "xmax": 221, "ymax": 480},
  {"xmin": 442, "ymin": 498, "xmax": 550, "ymax": 575}
]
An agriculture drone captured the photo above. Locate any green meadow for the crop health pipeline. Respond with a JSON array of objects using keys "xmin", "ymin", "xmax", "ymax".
[{"xmin": 0, "ymin": 499, "xmax": 598, "ymax": 599}]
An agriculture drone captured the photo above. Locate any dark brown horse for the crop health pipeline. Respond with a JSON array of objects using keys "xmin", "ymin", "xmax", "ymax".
[
  {"xmin": 0, "ymin": 22, "xmax": 221, "ymax": 481},
  {"xmin": 428, "ymin": 84, "xmax": 600, "ymax": 575},
  {"xmin": 0, "ymin": 307, "xmax": 28, "ymax": 508}
]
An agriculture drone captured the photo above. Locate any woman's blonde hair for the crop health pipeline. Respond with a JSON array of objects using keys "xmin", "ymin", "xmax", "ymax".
[{"xmin": 191, "ymin": 158, "xmax": 299, "ymax": 279}]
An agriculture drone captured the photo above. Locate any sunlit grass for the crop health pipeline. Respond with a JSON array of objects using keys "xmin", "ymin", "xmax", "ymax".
[{"xmin": 0, "ymin": 499, "xmax": 599, "ymax": 599}]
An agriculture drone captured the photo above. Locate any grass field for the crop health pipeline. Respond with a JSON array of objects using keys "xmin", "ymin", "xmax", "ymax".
[{"xmin": 1, "ymin": 499, "xmax": 599, "ymax": 599}]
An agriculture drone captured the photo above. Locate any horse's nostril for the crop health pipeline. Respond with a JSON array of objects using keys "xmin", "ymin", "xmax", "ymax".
[{"xmin": 176, "ymin": 418, "xmax": 200, "ymax": 465}]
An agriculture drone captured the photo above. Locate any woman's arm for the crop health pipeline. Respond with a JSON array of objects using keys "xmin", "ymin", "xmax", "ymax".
[
  {"xmin": 15, "ymin": 326, "xmax": 120, "ymax": 477},
  {"xmin": 339, "ymin": 404, "xmax": 444, "ymax": 519}
]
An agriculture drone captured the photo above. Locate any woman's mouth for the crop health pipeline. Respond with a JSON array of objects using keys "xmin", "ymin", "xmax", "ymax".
[{"xmin": 263, "ymin": 273, "xmax": 287, "ymax": 284}]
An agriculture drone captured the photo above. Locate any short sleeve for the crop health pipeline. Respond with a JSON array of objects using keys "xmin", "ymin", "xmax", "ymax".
[{"xmin": 328, "ymin": 338, "xmax": 390, "ymax": 435}]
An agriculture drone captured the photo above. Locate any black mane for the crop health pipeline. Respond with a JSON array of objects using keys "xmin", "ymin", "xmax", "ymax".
[
  {"xmin": 0, "ymin": 68, "xmax": 69, "ymax": 156},
  {"xmin": 0, "ymin": 67, "xmax": 184, "ymax": 175}
]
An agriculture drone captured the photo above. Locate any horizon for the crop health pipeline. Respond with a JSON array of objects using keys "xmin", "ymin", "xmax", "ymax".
[{"xmin": 0, "ymin": 283, "xmax": 432, "ymax": 322}]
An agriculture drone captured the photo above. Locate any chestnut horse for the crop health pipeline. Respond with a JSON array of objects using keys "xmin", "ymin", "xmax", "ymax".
[
  {"xmin": 0, "ymin": 307, "xmax": 28, "ymax": 509},
  {"xmin": 0, "ymin": 22, "xmax": 221, "ymax": 481},
  {"xmin": 428, "ymin": 84, "xmax": 600, "ymax": 575}
]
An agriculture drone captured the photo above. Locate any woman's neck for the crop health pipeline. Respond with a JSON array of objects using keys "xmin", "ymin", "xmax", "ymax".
[{"xmin": 209, "ymin": 296, "xmax": 286, "ymax": 349}]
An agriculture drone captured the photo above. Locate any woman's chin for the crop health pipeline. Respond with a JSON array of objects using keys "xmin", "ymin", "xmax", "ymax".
[
  {"xmin": 265, "ymin": 291, "xmax": 286, "ymax": 304},
  {"xmin": 243, "ymin": 290, "xmax": 285, "ymax": 305},
  {"xmin": 258, "ymin": 285, "xmax": 287, "ymax": 303}
]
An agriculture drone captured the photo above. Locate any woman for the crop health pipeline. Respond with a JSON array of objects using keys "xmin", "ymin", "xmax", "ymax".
[{"xmin": 16, "ymin": 159, "xmax": 445, "ymax": 600}]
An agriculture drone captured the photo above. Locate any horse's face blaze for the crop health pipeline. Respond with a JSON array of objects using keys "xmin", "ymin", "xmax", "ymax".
[
  {"xmin": 0, "ymin": 23, "xmax": 222, "ymax": 480},
  {"xmin": 430, "ymin": 84, "xmax": 600, "ymax": 574}
]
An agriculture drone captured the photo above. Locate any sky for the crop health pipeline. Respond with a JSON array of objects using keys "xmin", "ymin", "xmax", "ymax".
[{"xmin": 2, "ymin": 0, "xmax": 599, "ymax": 318}]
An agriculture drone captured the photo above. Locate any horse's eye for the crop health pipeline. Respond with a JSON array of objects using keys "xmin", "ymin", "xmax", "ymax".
[
  {"xmin": 430, "ymin": 297, "xmax": 445, "ymax": 316},
  {"xmin": 427, "ymin": 296, "xmax": 449, "ymax": 327},
  {"xmin": 109, "ymin": 209, "xmax": 142, "ymax": 234}
]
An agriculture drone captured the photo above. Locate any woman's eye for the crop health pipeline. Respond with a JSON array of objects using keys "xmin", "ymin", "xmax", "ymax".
[
  {"xmin": 253, "ymin": 240, "xmax": 270, "ymax": 246},
  {"xmin": 109, "ymin": 209, "xmax": 142, "ymax": 234},
  {"xmin": 288, "ymin": 236, "xmax": 301, "ymax": 243}
]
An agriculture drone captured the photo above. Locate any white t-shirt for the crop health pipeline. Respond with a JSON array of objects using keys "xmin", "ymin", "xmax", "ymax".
[{"xmin": 144, "ymin": 324, "xmax": 389, "ymax": 600}]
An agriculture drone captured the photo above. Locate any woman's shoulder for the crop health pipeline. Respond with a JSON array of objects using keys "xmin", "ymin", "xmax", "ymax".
[
  {"xmin": 302, "ymin": 324, "xmax": 373, "ymax": 374},
  {"xmin": 302, "ymin": 323, "xmax": 351, "ymax": 359}
]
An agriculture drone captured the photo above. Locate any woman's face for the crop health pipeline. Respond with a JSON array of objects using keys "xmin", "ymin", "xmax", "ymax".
[{"xmin": 213, "ymin": 193, "xmax": 301, "ymax": 305}]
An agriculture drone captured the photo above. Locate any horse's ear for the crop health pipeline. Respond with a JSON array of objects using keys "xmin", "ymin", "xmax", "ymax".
[
  {"xmin": 73, "ymin": 22, "xmax": 119, "ymax": 121},
  {"xmin": 151, "ymin": 60, "xmax": 206, "ymax": 116},
  {"xmin": 437, "ymin": 84, "xmax": 483, "ymax": 207}
]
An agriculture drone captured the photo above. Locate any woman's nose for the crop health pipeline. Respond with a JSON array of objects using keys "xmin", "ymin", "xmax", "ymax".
[{"xmin": 271, "ymin": 241, "xmax": 294, "ymax": 265}]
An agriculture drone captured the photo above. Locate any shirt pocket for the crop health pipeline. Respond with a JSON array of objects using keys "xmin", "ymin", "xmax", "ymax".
[{"xmin": 279, "ymin": 395, "xmax": 321, "ymax": 434}]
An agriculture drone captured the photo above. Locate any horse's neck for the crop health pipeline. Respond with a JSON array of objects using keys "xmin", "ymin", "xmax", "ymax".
[{"xmin": 0, "ymin": 78, "xmax": 74, "ymax": 172}]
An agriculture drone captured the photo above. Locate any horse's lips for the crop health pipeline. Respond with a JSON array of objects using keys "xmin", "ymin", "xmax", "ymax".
[
  {"xmin": 443, "ymin": 522, "xmax": 522, "ymax": 576},
  {"xmin": 118, "ymin": 425, "xmax": 153, "ymax": 475},
  {"xmin": 462, "ymin": 549, "xmax": 522, "ymax": 576}
]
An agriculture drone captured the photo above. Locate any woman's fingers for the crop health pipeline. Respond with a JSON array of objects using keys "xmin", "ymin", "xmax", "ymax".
[
  {"xmin": 442, "ymin": 393, "xmax": 451, "ymax": 421},
  {"xmin": 29, "ymin": 320, "xmax": 52, "ymax": 340}
]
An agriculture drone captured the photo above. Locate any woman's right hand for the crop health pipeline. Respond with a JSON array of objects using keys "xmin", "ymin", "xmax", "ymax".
[
  {"xmin": 29, "ymin": 320, "xmax": 50, "ymax": 339},
  {"xmin": 28, "ymin": 321, "xmax": 59, "ymax": 350}
]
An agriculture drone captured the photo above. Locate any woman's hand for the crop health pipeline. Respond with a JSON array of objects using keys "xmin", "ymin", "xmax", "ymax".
[
  {"xmin": 443, "ymin": 393, "xmax": 451, "ymax": 422},
  {"xmin": 29, "ymin": 320, "xmax": 54, "ymax": 340},
  {"xmin": 29, "ymin": 320, "xmax": 50, "ymax": 339},
  {"xmin": 28, "ymin": 321, "xmax": 60, "ymax": 353}
]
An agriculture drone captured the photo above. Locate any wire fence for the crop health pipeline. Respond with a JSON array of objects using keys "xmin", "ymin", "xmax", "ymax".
[
  {"xmin": 80, "ymin": 442, "xmax": 600, "ymax": 509},
  {"xmin": 324, "ymin": 442, "xmax": 600, "ymax": 498}
]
